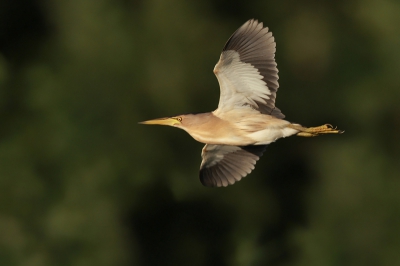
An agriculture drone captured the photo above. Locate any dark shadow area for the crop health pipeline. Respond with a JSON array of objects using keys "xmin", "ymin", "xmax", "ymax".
[{"xmin": 127, "ymin": 184, "xmax": 233, "ymax": 266}]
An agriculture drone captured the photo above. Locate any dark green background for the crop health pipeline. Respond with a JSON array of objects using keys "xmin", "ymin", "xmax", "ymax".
[{"xmin": 1, "ymin": 0, "xmax": 399, "ymax": 265}]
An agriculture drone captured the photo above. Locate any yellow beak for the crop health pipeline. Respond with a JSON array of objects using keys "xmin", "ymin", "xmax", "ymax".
[{"xmin": 139, "ymin": 117, "xmax": 181, "ymax": 126}]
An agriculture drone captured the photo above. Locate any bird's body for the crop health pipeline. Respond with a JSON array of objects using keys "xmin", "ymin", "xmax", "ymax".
[
  {"xmin": 140, "ymin": 19, "xmax": 343, "ymax": 187},
  {"xmin": 180, "ymin": 112, "xmax": 297, "ymax": 146}
]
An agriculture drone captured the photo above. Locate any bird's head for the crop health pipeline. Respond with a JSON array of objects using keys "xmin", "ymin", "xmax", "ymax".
[
  {"xmin": 140, "ymin": 113, "xmax": 211, "ymax": 130},
  {"xmin": 139, "ymin": 115, "xmax": 185, "ymax": 128}
]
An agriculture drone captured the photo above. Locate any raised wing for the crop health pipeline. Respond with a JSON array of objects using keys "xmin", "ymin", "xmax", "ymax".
[
  {"xmin": 199, "ymin": 144, "xmax": 267, "ymax": 187},
  {"xmin": 213, "ymin": 19, "xmax": 284, "ymax": 118}
]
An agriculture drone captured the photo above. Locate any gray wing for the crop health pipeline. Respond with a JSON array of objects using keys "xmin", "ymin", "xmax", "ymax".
[
  {"xmin": 199, "ymin": 144, "xmax": 267, "ymax": 187},
  {"xmin": 213, "ymin": 19, "xmax": 284, "ymax": 118}
]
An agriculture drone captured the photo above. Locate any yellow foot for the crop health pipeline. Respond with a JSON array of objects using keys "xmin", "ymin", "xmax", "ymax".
[{"xmin": 289, "ymin": 124, "xmax": 344, "ymax": 137}]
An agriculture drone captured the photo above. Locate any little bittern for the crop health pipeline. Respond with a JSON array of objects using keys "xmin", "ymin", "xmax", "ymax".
[{"xmin": 141, "ymin": 19, "xmax": 343, "ymax": 187}]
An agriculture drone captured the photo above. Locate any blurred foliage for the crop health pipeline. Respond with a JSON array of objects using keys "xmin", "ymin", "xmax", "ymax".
[{"xmin": 1, "ymin": 0, "xmax": 400, "ymax": 265}]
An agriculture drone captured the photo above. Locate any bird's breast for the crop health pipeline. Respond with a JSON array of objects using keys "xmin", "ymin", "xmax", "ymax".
[{"xmin": 184, "ymin": 117, "xmax": 254, "ymax": 146}]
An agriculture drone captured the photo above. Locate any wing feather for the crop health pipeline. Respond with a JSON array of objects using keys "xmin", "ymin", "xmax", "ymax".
[
  {"xmin": 199, "ymin": 144, "xmax": 267, "ymax": 187},
  {"xmin": 219, "ymin": 163, "xmax": 237, "ymax": 185},
  {"xmin": 214, "ymin": 19, "xmax": 284, "ymax": 118}
]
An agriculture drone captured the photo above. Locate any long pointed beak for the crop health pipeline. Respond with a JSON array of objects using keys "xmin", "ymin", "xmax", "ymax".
[{"xmin": 139, "ymin": 117, "xmax": 180, "ymax": 126}]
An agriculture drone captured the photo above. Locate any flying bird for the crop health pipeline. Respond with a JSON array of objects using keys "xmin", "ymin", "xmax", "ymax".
[{"xmin": 140, "ymin": 19, "xmax": 343, "ymax": 187}]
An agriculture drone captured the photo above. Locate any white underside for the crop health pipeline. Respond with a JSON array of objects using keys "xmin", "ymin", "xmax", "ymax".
[{"xmin": 248, "ymin": 126, "xmax": 299, "ymax": 145}]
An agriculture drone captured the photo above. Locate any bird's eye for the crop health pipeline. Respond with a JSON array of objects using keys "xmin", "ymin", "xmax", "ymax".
[{"xmin": 177, "ymin": 117, "xmax": 182, "ymax": 122}]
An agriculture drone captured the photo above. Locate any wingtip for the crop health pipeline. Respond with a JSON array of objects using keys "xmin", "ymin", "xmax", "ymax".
[
  {"xmin": 199, "ymin": 169, "xmax": 217, "ymax": 188},
  {"xmin": 247, "ymin": 18, "xmax": 263, "ymax": 27}
]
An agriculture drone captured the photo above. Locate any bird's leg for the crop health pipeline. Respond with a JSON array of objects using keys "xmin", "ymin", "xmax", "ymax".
[{"xmin": 287, "ymin": 124, "xmax": 343, "ymax": 137}]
